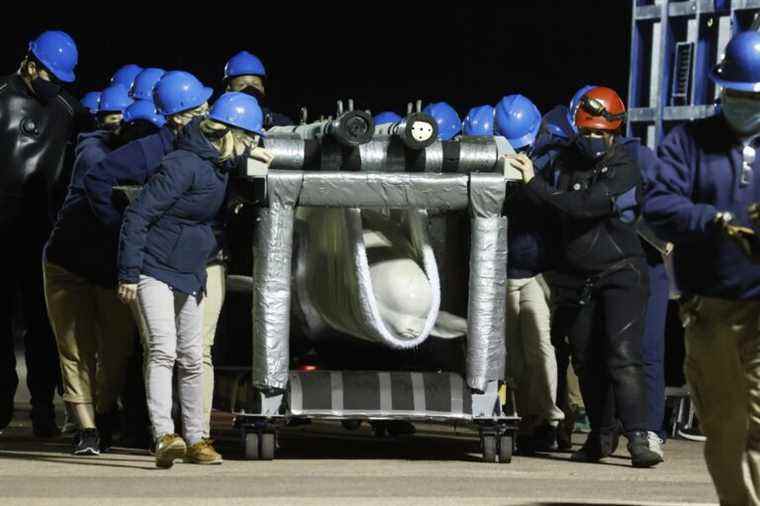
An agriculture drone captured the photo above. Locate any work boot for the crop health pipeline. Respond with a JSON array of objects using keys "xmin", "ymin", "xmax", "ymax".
[
  {"xmin": 627, "ymin": 431, "xmax": 663, "ymax": 468},
  {"xmin": 155, "ymin": 434, "xmax": 187, "ymax": 469},
  {"xmin": 31, "ymin": 406, "xmax": 60, "ymax": 439},
  {"xmin": 570, "ymin": 431, "xmax": 614, "ymax": 463},
  {"xmin": 557, "ymin": 410, "xmax": 575, "ymax": 451},
  {"xmin": 185, "ymin": 438, "xmax": 223, "ymax": 465},
  {"xmin": 532, "ymin": 423, "xmax": 559, "ymax": 452}
]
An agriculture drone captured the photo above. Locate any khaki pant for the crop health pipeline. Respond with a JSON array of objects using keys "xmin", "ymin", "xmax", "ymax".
[
  {"xmin": 43, "ymin": 261, "xmax": 135, "ymax": 411},
  {"xmin": 682, "ymin": 297, "xmax": 760, "ymax": 506},
  {"xmin": 201, "ymin": 263, "xmax": 226, "ymax": 436},
  {"xmin": 567, "ymin": 363, "xmax": 584, "ymax": 411},
  {"xmin": 507, "ymin": 276, "xmax": 564, "ymax": 430}
]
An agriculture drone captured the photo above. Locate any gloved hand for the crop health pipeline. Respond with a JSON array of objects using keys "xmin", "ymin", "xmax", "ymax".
[
  {"xmin": 249, "ymin": 146, "xmax": 274, "ymax": 167},
  {"xmin": 117, "ymin": 282, "xmax": 137, "ymax": 304},
  {"xmin": 715, "ymin": 211, "xmax": 760, "ymax": 262},
  {"xmin": 749, "ymin": 202, "xmax": 760, "ymax": 228},
  {"xmin": 504, "ymin": 153, "xmax": 535, "ymax": 183}
]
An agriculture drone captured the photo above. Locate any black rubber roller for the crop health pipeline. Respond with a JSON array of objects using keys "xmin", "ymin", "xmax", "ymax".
[
  {"xmin": 330, "ymin": 110, "xmax": 374, "ymax": 147},
  {"xmin": 398, "ymin": 112, "xmax": 438, "ymax": 150}
]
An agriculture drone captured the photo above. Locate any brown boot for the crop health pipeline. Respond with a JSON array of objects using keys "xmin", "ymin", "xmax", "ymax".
[
  {"xmin": 186, "ymin": 438, "xmax": 223, "ymax": 465},
  {"xmin": 155, "ymin": 434, "xmax": 187, "ymax": 469}
]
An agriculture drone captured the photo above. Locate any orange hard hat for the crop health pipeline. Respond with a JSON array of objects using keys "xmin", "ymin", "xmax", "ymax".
[{"xmin": 574, "ymin": 86, "xmax": 626, "ymax": 131}]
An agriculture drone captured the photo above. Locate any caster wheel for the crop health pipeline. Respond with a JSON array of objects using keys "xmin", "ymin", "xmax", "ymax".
[
  {"xmin": 482, "ymin": 434, "xmax": 498, "ymax": 463},
  {"xmin": 244, "ymin": 432, "xmax": 260, "ymax": 460},
  {"xmin": 499, "ymin": 435, "xmax": 513, "ymax": 464}
]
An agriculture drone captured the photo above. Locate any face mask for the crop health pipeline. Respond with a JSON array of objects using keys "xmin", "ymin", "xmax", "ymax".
[
  {"xmin": 31, "ymin": 76, "xmax": 61, "ymax": 101},
  {"xmin": 575, "ymin": 134, "xmax": 609, "ymax": 160},
  {"xmin": 722, "ymin": 91, "xmax": 760, "ymax": 136},
  {"xmin": 237, "ymin": 85, "xmax": 266, "ymax": 105}
]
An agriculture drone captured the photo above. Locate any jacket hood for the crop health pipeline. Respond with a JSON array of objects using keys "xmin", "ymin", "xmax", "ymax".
[{"xmin": 175, "ymin": 117, "xmax": 225, "ymax": 163}]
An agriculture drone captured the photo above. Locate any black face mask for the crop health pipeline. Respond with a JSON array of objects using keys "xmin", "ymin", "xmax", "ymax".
[
  {"xmin": 237, "ymin": 85, "xmax": 266, "ymax": 106},
  {"xmin": 31, "ymin": 76, "xmax": 61, "ymax": 102},
  {"xmin": 120, "ymin": 121, "xmax": 159, "ymax": 144},
  {"xmin": 575, "ymin": 134, "xmax": 609, "ymax": 160}
]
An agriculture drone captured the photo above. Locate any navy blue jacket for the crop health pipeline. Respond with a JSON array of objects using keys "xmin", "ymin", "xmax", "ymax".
[
  {"xmin": 44, "ymin": 130, "xmax": 119, "ymax": 286},
  {"xmin": 643, "ymin": 114, "xmax": 760, "ymax": 300},
  {"xmin": 506, "ymin": 149, "xmax": 560, "ymax": 279},
  {"xmin": 118, "ymin": 118, "xmax": 230, "ymax": 295},
  {"xmin": 84, "ymin": 126, "xmax": 175, "ymax": 232}
]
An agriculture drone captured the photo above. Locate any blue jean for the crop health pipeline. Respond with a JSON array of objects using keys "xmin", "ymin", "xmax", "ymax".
[{"xmin": 643, "ymin": 260, "xmax": 668, "ymax": 440}]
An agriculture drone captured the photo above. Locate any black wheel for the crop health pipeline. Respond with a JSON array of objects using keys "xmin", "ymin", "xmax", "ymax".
[
  {"xmin": 244, "ymin": 432, "xmax": 260, "ymax": 460},
  {"xmin": 260, "ymin": 432, "xmax": 276, "ymax": 461},
  {"xmin": 482, "ymin": 435, "xmax": 498, "ymax": 463},
  {"xmin": 499, "ymin": 435, "xmax": 514, "ymax": 464}
]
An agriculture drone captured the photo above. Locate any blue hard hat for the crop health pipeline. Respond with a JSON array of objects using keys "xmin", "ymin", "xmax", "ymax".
[
  {"xmin": 98, "ymin": 85, "xmax": 134, "ymax": 114},
  {"xmin": 131, "ymin": 67, "xmax": 166, "ymax": 100},
  {"xmin": 373, "ymin": 111, "xmax": 403, "ymax": 125},
  {"xmin": 545, "ymin": 121, "xmax": 570, "ymax": 140},
  {"xmin": 224, "ymin": 51, "xmax": 267, "ymax": 80},
  {"xmin": 209, "ymin": 92, "xmax": 264, "ymax": 135},
  {"xmin": 462, "ymin": 105, "xmax": 495, "ymax": 136},
  {"xmin": 153, "ymin": 71, "xmax": 213, "ymax": 116},
  {"xmin": 123, "ymin": 99, "xmax": 166, "ymax": 128},
  {"xmin": 422, "ymin": 102, "xmax": 462, "ymax": 141},
  {"xmin": 494, "ymin": 94, "xmax": 542, "ymax": 149},
  {"xmin": 567, "ymin": 85, "xmax": 597, "ymax": 133},
  {"xmin": 110, "ymin": 64, "xmax": 143, "ymax": 91},
  {"xmin": 711, "ymin": 31, "xmax": 760, "ymax": 91},
  {"xmin": 81, "ymin": 91, "xmax": 101, "ymax": 115},
  {"xmin": 28, "ymin": 31, "xmax": 78, "ymax": 83}
]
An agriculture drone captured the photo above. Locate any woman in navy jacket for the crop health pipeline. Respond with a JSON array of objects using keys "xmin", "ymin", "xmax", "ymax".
[{"xmin": 117, "ymin": 92, "xmax": 272, "ymax": 468}]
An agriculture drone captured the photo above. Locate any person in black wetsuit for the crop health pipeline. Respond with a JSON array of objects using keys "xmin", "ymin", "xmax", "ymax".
[
  {"xmin": 507, "ymin": 86, "xmax": 661, "ymax": 468},
  {"xmin": 0, "ymin": 31, "xmax": 87, "ymax": 437}
]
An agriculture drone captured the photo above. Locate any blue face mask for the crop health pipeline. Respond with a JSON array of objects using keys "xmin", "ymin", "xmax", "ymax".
[
  {"xmin": 722, "ymin": 91, "xmax": 760, "ymax": 136},
  {"xmin": 575, "ymin": 134, "xmax": 608, "ymax": 160}
]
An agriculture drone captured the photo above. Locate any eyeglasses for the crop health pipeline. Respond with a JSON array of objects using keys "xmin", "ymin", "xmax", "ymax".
[{"xmin": 579, "ymin": 96, "xmax": 626, "ymax": 122}]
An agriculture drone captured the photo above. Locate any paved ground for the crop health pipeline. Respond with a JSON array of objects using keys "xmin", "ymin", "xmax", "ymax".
[{"xmin": 0, "ymin": 353, "xmax": 719, "ymax": 505}]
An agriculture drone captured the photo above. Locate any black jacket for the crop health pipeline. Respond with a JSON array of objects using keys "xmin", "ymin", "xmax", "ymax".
[
  {"xmin": 524, "ymin": 142, "xmax": 644, "ymax": 274},
  {"xmin": 0, "ymin": 74, "xmax": 85, "ymax": 234}
]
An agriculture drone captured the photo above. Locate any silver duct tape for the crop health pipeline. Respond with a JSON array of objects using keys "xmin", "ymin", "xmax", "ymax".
[
  {"xmin": 458, "ymin": 138, "xmax": 499, "ymax": 174},
  {"xmin": 469, "ymin": 173, "xmax": 507, "ymax": 218},
  {"xmin": 466, "ymin": 216, "xmax": 508, "ymax": 392},
  {"xmin": 423, "ymin": 141, "xmax": 444, "ymax": 172},
  {"xmin": 357, "ymin": 138, "xmax": 391, "ymax": 172},
  {"xmin": 356, "ymin": 138, "xmax": 406, "ymax": 172},
  {"xmin": 262, "ymin": 136, "xmax": 306, "ymax": 170},
  {"xmin": 267, "ymin": 171, "xmax": 304, "ymax": 207},
  {"xmin": 252, "ymin": 205, "xmax": 296, "ymax": 391},
  {"xmin": 297, "ymin": 172, "xmax": 469, "ymax": 209}
]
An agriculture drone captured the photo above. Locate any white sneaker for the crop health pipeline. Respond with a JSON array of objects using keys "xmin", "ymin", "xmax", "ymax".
[{"xmin": 647, "ymin": 431, "xmax": 665, "ymax": 459}]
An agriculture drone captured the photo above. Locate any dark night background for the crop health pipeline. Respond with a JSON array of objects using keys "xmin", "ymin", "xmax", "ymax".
[{"xmin": 3, "ymin": 5, "xmax": 632, "ymax": 121}]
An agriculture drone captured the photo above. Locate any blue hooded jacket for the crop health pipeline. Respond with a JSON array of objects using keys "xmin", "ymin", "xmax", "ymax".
[
  {"xmin": 643, "ymin": 114, "xmax": 760, "ymax": 300},
  {"xmin": 84, "ymin": 126, "xmax": 175, "ymax": 231},
  {"xmin": 44, "ymin": 130, "xmax": 120, "ymax": 286},
  {"xmin": 118, "ymin": 118, "xmax": 230, "ymax": 295}
]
